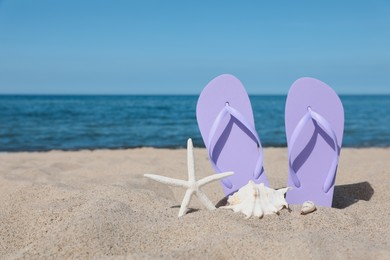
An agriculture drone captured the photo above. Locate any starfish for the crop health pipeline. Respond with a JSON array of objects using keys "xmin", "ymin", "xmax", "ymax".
[{"xmin": 144, "ymin": 138, "xmax": 234, "ymax": 217}]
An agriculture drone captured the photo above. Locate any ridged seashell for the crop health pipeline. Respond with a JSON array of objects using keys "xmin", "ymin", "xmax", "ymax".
[
  {"xmin": 301, "ymin": 201, "xmax": 316, "ymax": 215},
  {"xmin": 221, "ymin": 181, "xmax": 291, "ymax": 219}
]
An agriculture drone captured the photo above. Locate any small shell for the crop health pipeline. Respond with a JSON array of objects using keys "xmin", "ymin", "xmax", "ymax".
[
  {"xmin": 221, "ymin": 181, "xmax": 291, "ymax": 219},
  {"xmin": 301, "ymin": 201, "xmax": 316, "ymax": 215}
]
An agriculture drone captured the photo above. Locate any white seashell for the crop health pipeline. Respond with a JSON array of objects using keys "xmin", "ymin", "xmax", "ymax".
[
  {"xmin": 221, "ymin": 181, "xmax": 291, "ymax": 219},
  {"xmin": 301, "ymin": 201, "xmax": 316, "ymax": 215}
]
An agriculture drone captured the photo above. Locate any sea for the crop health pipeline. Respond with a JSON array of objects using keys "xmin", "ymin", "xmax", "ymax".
[{"xmin": 0, "ymin": 95, "xmax": 389, "ymax": 152}]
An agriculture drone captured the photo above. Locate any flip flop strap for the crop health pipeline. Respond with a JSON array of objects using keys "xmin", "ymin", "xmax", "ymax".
[
  {"xmin": 288, "ymin": 107, "xmax": 339, "ymax": 193},
  {"xmin": 207, "ymin": 103, "xmax": 264, "ymax": 189}
]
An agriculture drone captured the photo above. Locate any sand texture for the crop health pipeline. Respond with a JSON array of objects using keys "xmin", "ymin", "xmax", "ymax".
[{"xmin": 0, "ymin": 147, "xmax": 389, "ymax": 259}]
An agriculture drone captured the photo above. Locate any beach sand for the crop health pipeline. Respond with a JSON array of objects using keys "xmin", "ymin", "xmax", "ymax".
[{"xmin": 0, "ymin": 147, "xmax": 389, "ymax": 259}]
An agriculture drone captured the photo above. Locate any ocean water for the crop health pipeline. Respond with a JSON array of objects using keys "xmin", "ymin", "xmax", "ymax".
[{"xmin": 0, "ymin": 95, "xmax": 389, "ymax": 152}]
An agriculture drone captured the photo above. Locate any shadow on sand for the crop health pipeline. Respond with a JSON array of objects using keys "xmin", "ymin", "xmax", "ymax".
[
  {"xmin": 171, "ymin": 205, "xmax": 200, "ymax": 214},
  {"xmin": 332, "ymin": 181, "xmax": 374, "ymax": 209}
]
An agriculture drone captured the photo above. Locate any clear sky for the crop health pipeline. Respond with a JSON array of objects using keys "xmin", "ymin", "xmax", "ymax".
[{"xmin": 0, "ymin": 0, "xmax": 389, "ymax": 95}]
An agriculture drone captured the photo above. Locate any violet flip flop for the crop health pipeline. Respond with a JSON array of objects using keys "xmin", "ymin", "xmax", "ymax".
[
  {"xmin": 285, "ymin": 77, "xmax": 344, "ymax": 207},
  {"xmin": 196, "ymin": 74, "xmax": 269, "ymax": 196}
]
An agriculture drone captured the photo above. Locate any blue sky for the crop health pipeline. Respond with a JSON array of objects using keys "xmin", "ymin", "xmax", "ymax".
[{"xmin": 0, "ymin": 1, "xmax": 389, "ymax": 94}]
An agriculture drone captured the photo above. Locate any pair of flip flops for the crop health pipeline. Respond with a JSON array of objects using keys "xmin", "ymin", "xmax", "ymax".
[{"xmin": 196, "ymin": 74, "xmax": 344, "ymax": 207}]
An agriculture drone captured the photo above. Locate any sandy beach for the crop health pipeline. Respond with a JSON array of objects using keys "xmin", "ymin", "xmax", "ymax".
[{"xmin": 0, "ymin": 147, "xmax": 389, "ymax": 259}]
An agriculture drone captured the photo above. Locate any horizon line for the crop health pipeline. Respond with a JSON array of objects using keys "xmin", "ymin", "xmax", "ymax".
[{"xmin": 1, "ymin": 93, "xmax": 390, "ymax": 96}]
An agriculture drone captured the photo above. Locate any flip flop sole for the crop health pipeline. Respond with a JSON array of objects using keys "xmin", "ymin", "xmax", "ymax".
[
  {"xmin": 285, "ymin": 77, "xmax": 344, "ymax": 207},
  {"xmin": 197, "ymin": 74, "xmax": 268, "ymax": 195}
]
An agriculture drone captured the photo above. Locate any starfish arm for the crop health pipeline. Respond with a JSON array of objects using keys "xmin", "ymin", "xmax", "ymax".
[
  {"xmin": 197, "ymin": 171, "xmax": 234, "ymax": 187},
  {"xmin": 187, "ymin": 138, "xmax": 196, "ymax": 182},
  {"xmin": 144, "ymin": 174, "xmax": 188, "ymax": 188},
  {"xmin": 195, "ymin": 190, "xmax": 216, "ymax": 210},
  {"xmin": 178, "ymin": 189, "xmax": 194, "ymax": 217}
]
